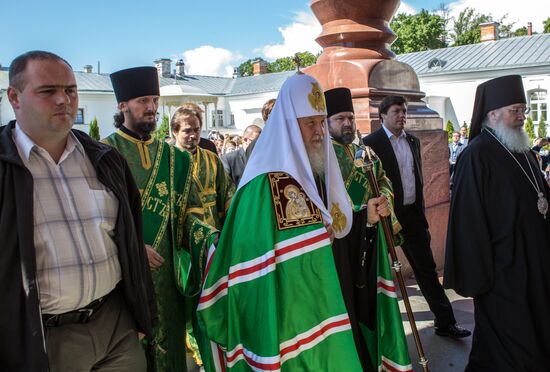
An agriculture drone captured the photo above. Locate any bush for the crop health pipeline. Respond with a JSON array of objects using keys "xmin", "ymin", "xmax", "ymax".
[
  {"xmin": 89, "ymin": 116, "xmax": 100, "ymax": 140},
  {"xmin": 446, "ymin": 120, "xmax": 455, "ymax": 143}
]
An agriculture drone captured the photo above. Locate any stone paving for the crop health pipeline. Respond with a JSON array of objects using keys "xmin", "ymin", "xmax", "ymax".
[{"xmin": 400, "ymin": 275, "xmax": 474, "ymax": 372}]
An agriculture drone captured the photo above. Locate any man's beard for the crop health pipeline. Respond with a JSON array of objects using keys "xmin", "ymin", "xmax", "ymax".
[
  {"xmin": 135, "ymin": 120, "xmax": 156, "ymax": 135},
  {"xmin": 492, "ymin": 121, "xmax": 530, "ymax": 152},
  {"xmin": 306, "ymin": 142, "xmax": 326, "ymax": 177},
  {"xmin": 128, "ymin": 108, "xmax": 157, "ymax": 135},
  {"xmin": 334, "ymin": 130, "xmax": 354, "ymax": 145}
]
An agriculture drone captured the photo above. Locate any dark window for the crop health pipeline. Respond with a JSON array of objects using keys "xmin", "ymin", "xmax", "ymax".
[{"xmin": 74, "ymin": 108, "xmax": 85, "ymax": 124}]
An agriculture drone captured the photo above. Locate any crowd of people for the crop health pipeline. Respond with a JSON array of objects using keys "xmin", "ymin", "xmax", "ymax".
[{"xmin": 1, "ymin": 50, "xmax": 549, "ymax": 372}]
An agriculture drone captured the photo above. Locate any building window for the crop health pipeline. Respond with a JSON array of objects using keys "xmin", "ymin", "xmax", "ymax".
[
  {"xmin": 529, "ymin": 90, "xmax": 547, "ymax": 123},
  {"xmin": 74, "ymin": 108, "xmax": 85, "ymax": 124},
  {"xmin": 212, "ymin": 110, "xmax": 224, "ymax": 127}
]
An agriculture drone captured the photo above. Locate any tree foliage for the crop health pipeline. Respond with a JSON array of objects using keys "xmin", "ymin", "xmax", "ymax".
[
  {"xmin": 450, "ymin": 8, "xmax": 516, "ymax": 46},
  {"xmin": 544, "ymin": 17, "xmax": 550, "ymax": 33},
  {"xmin": 155, "ymin": 114, "xmax": 170, "ymax": 141},
  {"xmin": 237, "ymin": 57, "xmax": 265, "ymax": 77},
  {"xmin": 446, "ymin": 120, "xmax": 455, "ymax": 143},
  {"xmin": 513, "ymin": 27, "xmax": 528, "ymax": 37},
  {"xmin": 89, "ymin": 116, "xmax": 100, "ymax": 141},
  {"xmin": 524, "ymin": 116, "xmax": 536, "ymax": 141},
  {"xmin": 537, "ymin": 116, "xmax": 547, "ymax": 139},
  {"xmin": 390, "ymin": 10, "xmax": 447, "ymax": 54},
  {"xmin": 238, "ymin": 52, "xmax": 317, "ymax": 76},
  {"xmin": 268, "ymin": 52, "xmax": 317, "ymax": 73},
  {"xmin": 451, "ymin": 7, "xmax": 491, "ymax": 46}
]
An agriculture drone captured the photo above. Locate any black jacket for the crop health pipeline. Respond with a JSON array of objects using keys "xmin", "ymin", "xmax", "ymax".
[
  {"xmin": 0, "ymin": 121, "xmax": 156, "ymax": 372},
  {"xmin": 363, "ymin": 128, "xmax": 425, "ymax": 216},
  {"xmin": 222, "ymin": 148, "xmax": 247, "ymax": 187}
]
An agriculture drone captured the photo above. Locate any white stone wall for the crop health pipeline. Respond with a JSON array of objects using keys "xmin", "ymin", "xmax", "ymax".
[{"xmin": 227, "ymin": 92, "xmax": 278, "ymax": 131}]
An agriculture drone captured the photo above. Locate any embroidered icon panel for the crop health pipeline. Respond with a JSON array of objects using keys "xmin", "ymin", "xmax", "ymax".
[{"xmin": 268, "ymin": 172, "xmax": 322, "ymax": 230}]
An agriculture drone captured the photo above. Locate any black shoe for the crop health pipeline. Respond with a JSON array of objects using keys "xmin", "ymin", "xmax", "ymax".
[{"xmin": 435, "ymin": 323, "xmax": 471, "ymax": 339}]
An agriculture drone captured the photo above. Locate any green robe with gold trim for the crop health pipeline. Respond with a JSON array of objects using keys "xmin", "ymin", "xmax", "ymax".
[
  {"xmin": 185, "ymin": 146, "xmax": 235, "ymax": 369},
  {"xmin": 103, "ymin": 130, "xmax": 217, "ymax": 372},
  {"xmin": 331, "ymin": 141, "xmax": 407, "ymax": 371}
]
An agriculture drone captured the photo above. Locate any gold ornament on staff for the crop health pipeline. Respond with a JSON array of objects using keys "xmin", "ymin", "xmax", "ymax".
[{"xmin": 355, "ymin": 130, "xmax": 430, "ymax": 372}]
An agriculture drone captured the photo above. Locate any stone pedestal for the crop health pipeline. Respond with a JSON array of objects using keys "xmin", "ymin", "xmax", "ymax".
[{"xmin": 304, "ymin": 0, "xmax": 450, "ymax": 275}]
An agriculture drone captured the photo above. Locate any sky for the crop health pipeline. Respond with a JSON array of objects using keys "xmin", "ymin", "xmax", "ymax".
[{"xmin": 1, "ymin": 0, "xmax": 547, "ymax": 77}]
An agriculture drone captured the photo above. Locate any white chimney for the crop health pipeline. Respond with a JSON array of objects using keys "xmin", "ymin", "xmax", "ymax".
[
  {"xmin": 175, "ymin": 59, "xmax": 185, "ymax": 76},
  {"xmin": 154, "ymin": 58, "xmax": 172, "ymax": 78},
  {"xmin": 83, "ymin": 65, "xmax": 93, "ymax": 73}
]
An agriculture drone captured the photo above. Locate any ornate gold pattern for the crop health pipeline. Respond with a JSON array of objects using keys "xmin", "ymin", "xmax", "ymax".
[
  {"xmin": 156, "ymin": 181, "xmax": 168, "ymax": 197},
  {"xmin": 268, "ymin": 172, "xmax": 322, "ymax": 230},
  {"xmin": 330, "ymin": 202, "xmax": 346, "ymax": 234},
  {"xmin": 308, "ymin": 82, "xmax": 326, "ymax": 113},
  {"xmin": 193, "ymin": 228, "xmax": 205, "ymax": 245}
]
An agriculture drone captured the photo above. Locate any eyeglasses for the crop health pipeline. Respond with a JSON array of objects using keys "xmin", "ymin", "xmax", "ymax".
[{"xmin": 507, "ymin": 107, "xmax": 530, "ymax": 116}]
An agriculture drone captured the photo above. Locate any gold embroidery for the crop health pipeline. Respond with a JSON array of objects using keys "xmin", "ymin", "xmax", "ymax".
[
  {"xmin": 268, "ymin": 173, "xmax": 322, "ymax": 230},
  {"xmin": 156, "ymin": 181, "xmax": 168, "ymax": 197},
  {"xmin": 194, "ymin": 229, "xmax": 205, "ymax": 245},
  {"xmin": 330, "ymin": 203, "xmax": 346, "ymax": 234},
  {"xmin": 308, "ymin": 82, "xmax": 326, "ymax": 113}
]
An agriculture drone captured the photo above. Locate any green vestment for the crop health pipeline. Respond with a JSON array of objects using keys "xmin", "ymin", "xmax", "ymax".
[
  {"xmin": 185, "ymin": 146, "xmax": 235, "ymax": 370},
  {"xmin": 103, "ymin": 130, "xmax": 217, "ymax": 372}
]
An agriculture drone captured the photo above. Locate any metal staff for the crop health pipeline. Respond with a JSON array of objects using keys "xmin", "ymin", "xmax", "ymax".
[{"xmin": 356, "ymin": 133, "xmax": 429, "ymax": 372}]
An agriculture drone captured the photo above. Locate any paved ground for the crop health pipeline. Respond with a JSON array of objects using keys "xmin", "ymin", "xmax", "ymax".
[
  {"xmin": 400, "ymin": 274, "xmax": 473, "ymax": 372},
  {"xmin": 188, "ymin": 273, "xmax": 474, "ymax": 372}
]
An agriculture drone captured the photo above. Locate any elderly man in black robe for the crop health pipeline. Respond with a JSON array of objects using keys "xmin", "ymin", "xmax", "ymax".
[{"xmin": 444, "ymin": 75, "xmax": 550, "ymax": 371}]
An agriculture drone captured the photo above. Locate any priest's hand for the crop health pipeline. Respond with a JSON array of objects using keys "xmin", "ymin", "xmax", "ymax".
[
  {"xmin": 367, "ymin": 195, "xmax": 390, "ymax": 225},
  {"xmin": 146, "ymin": 244, "xmax": 165, "ymax": 270}
]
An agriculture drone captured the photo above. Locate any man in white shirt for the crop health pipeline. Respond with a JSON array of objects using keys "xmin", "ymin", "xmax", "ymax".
[
  {"xmin": 363, "ymin": 95, "xmax": 470, "ymax": 339},
  {"xmin": 1, "ymin": 50, "xmax": 155, "ymax": 371}
]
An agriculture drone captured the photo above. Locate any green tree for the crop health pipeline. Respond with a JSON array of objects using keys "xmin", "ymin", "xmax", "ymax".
[
  {"xmin": 390, "ymin": 10, "xmax": 447, "ymax": 54},
  {"xmin": 155, "ymin": 114, "xmax": 170, "ymax": 140},
  {"xmin": 544, "ymin": 17, "xmax": 550, "ymax": 33},
  {"xmin": 268, "ymin": 52, "xmax": 317, "ymax": 73},
  {"xmin": 89, "ymin": 116, "xmax": 100, "ymax": 140},
  {"xmin": 451, "ymin": 8, "xmax": 491, "ymax": 46},
  {"xmin": 513, "ymin": 26, "xmax": 528, "ymax": 37},
  {"xmin": 237, "ymin": 57, "xmax": 265, "ymax": 77},
  {"xmin": 537, "ymin": 116, "xmax": 547, "ymax": 139},
  {"xmin": 446, "ymin": 120, "xmax": 455, "ymax": 143},
  {"xmin": 524, "ymin": 116, "xmax": 536, "ymax": 141}
]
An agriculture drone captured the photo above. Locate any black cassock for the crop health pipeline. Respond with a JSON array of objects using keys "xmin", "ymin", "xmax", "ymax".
[
  {"xmin": 332, "ymin": 209, "xmax": 377, "ymax": 372},
  {"xmin": 444, "ymin": 129, "xmax": 550, "ymax": 371}
]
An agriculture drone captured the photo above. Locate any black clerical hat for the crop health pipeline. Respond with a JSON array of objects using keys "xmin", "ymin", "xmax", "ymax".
[
  {"xmin": 324, "ymin": 87, "xmax": 354, "ymax": 118},
  {"xmin": 470, "ymin": 75, "xmax": 526, "ymax": 140},
  {"xmin": 110, "ymin": 66, "xmax": 160, "ymax": 103}
]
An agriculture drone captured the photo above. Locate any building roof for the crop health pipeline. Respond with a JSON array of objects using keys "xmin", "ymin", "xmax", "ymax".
[
  {"xmin": 397, "ymin": 33, "xmax": 550, "ymax": 77},
  {"xmin": 228, "ymin": 71, "xmax": 294, "ymax": 96}
]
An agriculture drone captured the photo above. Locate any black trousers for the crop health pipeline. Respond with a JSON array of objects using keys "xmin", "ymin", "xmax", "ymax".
[{"xmin": 398, "ymin": 204, "xmax": 456, "ymax": 327}]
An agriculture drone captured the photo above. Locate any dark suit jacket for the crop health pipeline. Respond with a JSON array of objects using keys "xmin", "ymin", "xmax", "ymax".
[
  {"xmin": 363, "ymin": 127, "xmax": 425, "ymax": 217},
  {"xmin": 222, "ymin": 147, "xmax": 247, "ymax": 187}
]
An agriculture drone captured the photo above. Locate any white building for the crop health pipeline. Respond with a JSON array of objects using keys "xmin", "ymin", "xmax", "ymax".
[{"xmin": 398, "ymin": 26, "xmax": 550, "ymax": 132}]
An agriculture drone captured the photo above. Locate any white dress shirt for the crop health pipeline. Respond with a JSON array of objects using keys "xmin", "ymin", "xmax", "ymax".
[
  {"xmin": 13, "ymin": 123, "xmax": 121, "ymax": 314},
  {"xmin": 382, "ymin": 125, "xmax": 416, "ymax": 206}
]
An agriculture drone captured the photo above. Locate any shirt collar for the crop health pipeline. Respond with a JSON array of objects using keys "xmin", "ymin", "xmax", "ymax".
[
  {"xmin": 13, "ymin": 122, "xmax": 84, "ymax": 162},
  {"xmin": 382, "ymin": 124, "xmax": 405, "ymax": 140}
]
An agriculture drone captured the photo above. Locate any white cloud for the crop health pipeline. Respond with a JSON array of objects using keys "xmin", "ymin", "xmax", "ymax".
[
  {"xmin": 181, "ymin": 46, "xmax": 242, "ymax": 77},
  {"xmin": 397, "ymin": 2, "xmax": 417, "ymax": 15},
  {"xmin": 259, "ymin": 11, "xmax": 322, "ymax": 60},
  {"xmin": 447, "ymin": 0, "xmax": 547, "ymax": 33}
]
